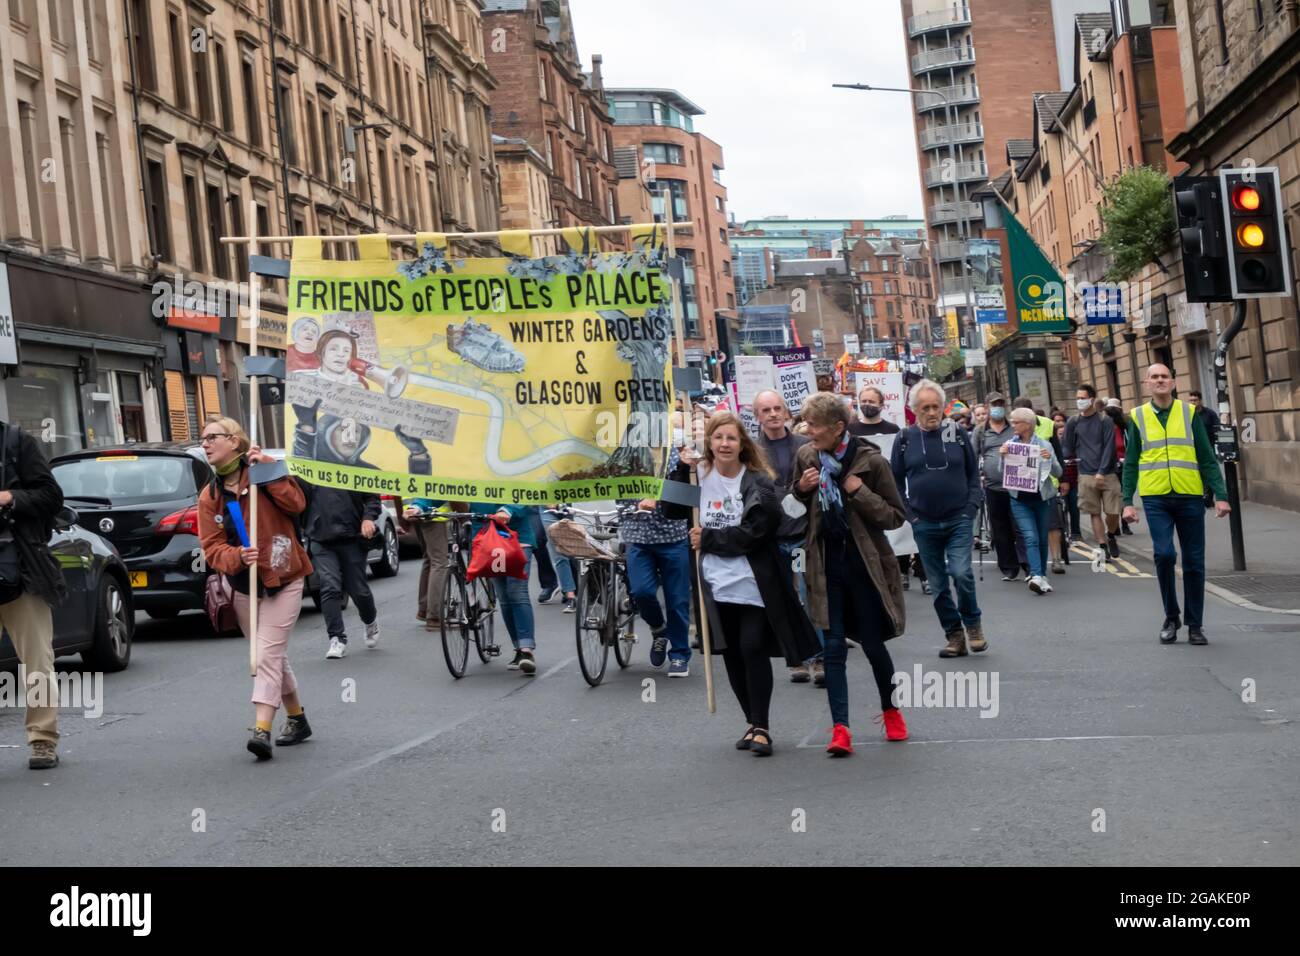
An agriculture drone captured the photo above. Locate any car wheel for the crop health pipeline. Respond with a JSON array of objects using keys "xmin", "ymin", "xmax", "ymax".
[
  {"xmin": 371, "ymin": 523, "xmax": 400, "ymax": 578},
  {"xmin": 82, "ymin": 574, "xmax": 133, "ymax": 672}
]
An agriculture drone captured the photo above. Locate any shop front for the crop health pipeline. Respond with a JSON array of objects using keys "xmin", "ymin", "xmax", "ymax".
[{"xmin": 1, "ymin": 254, "xmax": 163, "ymax": 456}]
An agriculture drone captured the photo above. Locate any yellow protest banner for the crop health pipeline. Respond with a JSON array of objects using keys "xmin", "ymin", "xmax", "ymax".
[{"xmin": 283, "ymin": 234, "xmax": 674, "ymax": 506}]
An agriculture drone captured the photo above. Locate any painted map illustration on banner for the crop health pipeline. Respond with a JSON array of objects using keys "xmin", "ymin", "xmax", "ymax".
[{"xmin": 284, "ymin": 231, "xmax": 674, "ymax": 506}]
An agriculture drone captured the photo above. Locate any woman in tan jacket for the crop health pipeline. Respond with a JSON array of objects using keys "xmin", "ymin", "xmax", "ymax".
[
  {"xmin": 196, "ymin": 417, "xmax": 314, "ymax": 760},
  {"xmin": 794, "ymin": 393, "xmax": 910, "ymax": 755}
]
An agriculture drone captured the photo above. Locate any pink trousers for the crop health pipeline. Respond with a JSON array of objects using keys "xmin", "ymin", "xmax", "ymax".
[{"xmin": 233, "ymin": 578, "xmax": 304, "ymax": 708}]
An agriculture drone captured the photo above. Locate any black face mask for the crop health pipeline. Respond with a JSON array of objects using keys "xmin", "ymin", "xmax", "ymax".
[{"xmin": 860, "ymin": 404, "xmax": 881, "ymax": 420}]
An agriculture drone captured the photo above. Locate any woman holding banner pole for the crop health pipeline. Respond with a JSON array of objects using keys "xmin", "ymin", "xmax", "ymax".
[
  {"xmin": 197, "ymin": 418, "xmax": 315, "ymax": 760},
  {"xmin": 679, "ymin": 413, "xmax": 820, "ymax": 757}
]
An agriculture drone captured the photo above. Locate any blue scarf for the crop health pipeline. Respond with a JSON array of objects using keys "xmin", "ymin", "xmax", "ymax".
[{"xmin": 818, "ymin": 433, "xmax": 853, "ymax": 536}]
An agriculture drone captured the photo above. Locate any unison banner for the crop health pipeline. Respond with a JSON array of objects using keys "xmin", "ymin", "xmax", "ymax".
[{"xmin": 283, "ymin": 231, "xmax": 674, "ymax": 506}]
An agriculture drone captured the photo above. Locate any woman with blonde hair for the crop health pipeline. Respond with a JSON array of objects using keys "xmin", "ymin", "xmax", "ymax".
[
  {"xmin": 196, "ymin": 417, "xmax": 315, "ymax": 760},
  {"xmin": 670, "ymin": 412, "xmax": 821, "ymax": 756}
]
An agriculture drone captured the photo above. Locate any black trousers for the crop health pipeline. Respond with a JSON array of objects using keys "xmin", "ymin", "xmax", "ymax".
[
  {"xmin": 310, "ymin": 540, "xmax": 376, "ymax": 641},
  {"xmin": 717, "ymin": 602, "xmax": 773, "ymax": 730},
  {"xmin": 985, "ymin": 487, "xmax": 1027, "ymax": 575}
]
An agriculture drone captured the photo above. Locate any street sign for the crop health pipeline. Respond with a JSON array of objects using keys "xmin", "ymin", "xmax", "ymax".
[
  {"xmin": 1083, "ymin": 283, "xmax": 1125, "ymax": 324},
  {"xmin": 843, "ymin": 334, "xmax": 859, "ymax": 355},
  {"xmin": 964, "ymin": 348, "xmax": 987, "ymax": 368}
]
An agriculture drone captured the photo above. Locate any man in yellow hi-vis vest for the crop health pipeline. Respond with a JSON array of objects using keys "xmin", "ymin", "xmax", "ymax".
[{"xmin": 1121, "ymin": 364, "xmax": 1230, "ymax": 646}]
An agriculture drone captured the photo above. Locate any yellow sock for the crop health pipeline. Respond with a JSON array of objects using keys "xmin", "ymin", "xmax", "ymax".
[
  {"xmin": 286, "ymin": 704, "xmax": 304, "ymax": 717},
  {"xmin": 255, "ymin": 719, "xmax": 272, "ymax": 732}
]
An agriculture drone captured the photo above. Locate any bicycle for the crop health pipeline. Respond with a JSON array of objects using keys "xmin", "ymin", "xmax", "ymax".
[
  {"xmin": 545, "ymin": 504, "xmax": 640, "ymax": 687},
  {"xmin": 435, "ymin": 512, "xmax": 501, "ymax": 678}
]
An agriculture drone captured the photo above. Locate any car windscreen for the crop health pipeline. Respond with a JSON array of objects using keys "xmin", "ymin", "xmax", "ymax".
[{"xmin": 52, "ymin": 455, "xmax": 197, "ymax": 505}]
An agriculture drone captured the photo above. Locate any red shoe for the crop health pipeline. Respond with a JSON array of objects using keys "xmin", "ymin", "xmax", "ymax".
[
  {"xmin": 881, "ymin": 708, "xmax": 908, "ymax": 741},
  {"xmin": 826, "ymin": 723, "xmax": 853, "ymax": 756}
]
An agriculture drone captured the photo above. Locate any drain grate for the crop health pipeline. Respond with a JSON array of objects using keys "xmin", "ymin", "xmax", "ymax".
[
  {"xmin": 1227, "ymin": 623, "xmax": 1300, "ymax": 633},
  {"xmin": 1208, "ymin": 574, "xmax": 1300, "ymax": 595}
]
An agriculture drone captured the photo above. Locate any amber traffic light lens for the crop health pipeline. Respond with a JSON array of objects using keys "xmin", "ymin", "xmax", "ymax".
[
  {"xmin": 1232, "ymin": 185, "xmax": 1262, "ymax": 211},
  {"xmin": 1236, "ymin": 222, "xmax": 1266, "ymax": 248}
]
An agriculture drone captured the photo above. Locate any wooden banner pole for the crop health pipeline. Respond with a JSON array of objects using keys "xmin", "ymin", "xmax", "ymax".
[
  {"xmin": 220, "ymin": 220, "xmax": 693, "ymax": 247},
  {"xmin": 246, "ymin": 198, "xmax": 260, "ymax": 678},
  {"xmin": 662, "ymin": 189, "xmax": 716, "ymax": 715}
]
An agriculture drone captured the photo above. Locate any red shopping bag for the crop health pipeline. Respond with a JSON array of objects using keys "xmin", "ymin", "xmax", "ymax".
[{"xmin": 466, "ymin": 521, "xmax": 528, "ymax": 580}]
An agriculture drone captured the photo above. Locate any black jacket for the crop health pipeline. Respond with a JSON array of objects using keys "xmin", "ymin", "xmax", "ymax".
[
  {"xmin": 665, "ymin": 462, "xmax": 821, "ymax": 665},
  {"xmin": 1, "ymin": 423, "xmax": 67, "ymax": 607},
  {"xmin": 303, "ymin": 484, "xmax": 382, "ymax": 544}
]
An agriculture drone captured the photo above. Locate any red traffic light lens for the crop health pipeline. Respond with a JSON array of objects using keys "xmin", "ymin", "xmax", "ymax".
[
  {"xmin": 1232, "ymin": 185, "xmax": 1262, "ymax": 211},
  {"xmin": 1236, "ymin": 223, "xmax": 1266, "ymax": 248}
]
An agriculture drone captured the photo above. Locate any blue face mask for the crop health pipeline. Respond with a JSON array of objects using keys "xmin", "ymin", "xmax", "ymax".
[{"xmin": 989, "ymin": 407, "xmax": 1006, "ymax": 421}]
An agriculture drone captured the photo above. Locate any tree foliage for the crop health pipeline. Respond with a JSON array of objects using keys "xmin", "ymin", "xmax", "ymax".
[{"xmin": 1097, "ymin": 166, "xmax": 1177, "ymax": 281}]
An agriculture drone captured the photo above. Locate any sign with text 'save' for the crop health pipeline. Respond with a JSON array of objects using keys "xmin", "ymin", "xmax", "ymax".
[{"xmin": 0, "ymin": 261, "xmax": 16, "ymax": 365}]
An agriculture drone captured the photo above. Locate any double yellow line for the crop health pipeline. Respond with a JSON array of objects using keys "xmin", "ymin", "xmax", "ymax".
[{"xmin": 1067, "ymin": 543, "xmax": 1152, "ymax": 578}]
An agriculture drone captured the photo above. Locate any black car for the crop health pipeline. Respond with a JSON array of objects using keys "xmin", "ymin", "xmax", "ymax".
[
  {"xmin": 50, "ymin": 444, "xmax": 401, "ymax": 622},
  {"xmin": 50, "ymin": 444, "xmax": 212, "ymax": 620},
  {"xmin": 0, "ymin": 506, "xmax": 134, "ymax": 672}
]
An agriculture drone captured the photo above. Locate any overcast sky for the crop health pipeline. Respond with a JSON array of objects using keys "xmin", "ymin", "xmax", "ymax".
[{"xmin": 566, "ymin": 0, "xmax": 926, "ymax": 224}]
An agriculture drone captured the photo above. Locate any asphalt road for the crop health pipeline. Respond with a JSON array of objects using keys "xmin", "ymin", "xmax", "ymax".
[{"xmin": 2, "ymin": 541, "xmax": 1297, "ymax": 866}]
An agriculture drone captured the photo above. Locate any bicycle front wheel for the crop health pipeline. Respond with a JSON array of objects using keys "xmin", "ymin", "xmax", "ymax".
[
  {"xmin": 441, "ymin": 572, "xmax": 471, "ymax": 679},
  {"xmin": 613, "ymin": 566, "xmax": 636, "ymax": 669},
  {"xmin": 470, "ymin": 577, "xmax": 496, "ymax": 663},
  {"xmin": 574, "ymin": 563, "xmax": 609, "ymax": 686}
]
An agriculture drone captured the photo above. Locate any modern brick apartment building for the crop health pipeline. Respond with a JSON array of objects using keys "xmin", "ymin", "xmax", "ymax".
[
  {"xmin": 483, "ymin": 0, "xmax": 620, "ymax": 252},
  {"xmin": 900, "ymin": 0, "xmax": 1074, "ymax": 332},
  {"xmin": 607, "ymin": 87, "xmax": 735, "ymax": 369}
]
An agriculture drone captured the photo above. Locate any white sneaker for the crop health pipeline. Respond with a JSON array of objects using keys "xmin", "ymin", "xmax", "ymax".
[
  {"xmin": 1027, "ymin": 576, "xmax": 1045, "ymax": 595},
  {"xmin": 1041, "ymin": 577, "xmax": 1054, "ymax": 593},
  {"xmin": 364, "ymin": 620, "xmax": 380, "ymax": 648},
  {"xmin": 326, "ymin": 638, "xmax": 347, "ymax": 659}
]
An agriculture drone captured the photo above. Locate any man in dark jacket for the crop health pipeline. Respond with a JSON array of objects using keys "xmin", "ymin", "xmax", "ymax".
[
  {"xmin": 891, "ymin": 379, "xmax": 984, "ymax": 658},
  {"xmin": 0, "ymin": 421, "xmax": 67, "ymax": 769},
  {"xmin": 302, "ymin": 416, "xmax": 382, "ymax": 659}
]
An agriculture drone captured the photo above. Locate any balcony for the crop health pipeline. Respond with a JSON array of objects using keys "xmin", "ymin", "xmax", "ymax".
[
  {"xmin": 908, "ymin": 6, "xmax": 972, "ymax": 37},
  {"xmin": 919, "ymin": 121, "xmax": 983, "ymax": 150},
  {"xmin": 929, "ymin": 201, "xmax": 983, "ymax": 224},
  {"xmin": 941, "ymin": 276, "xmax": 975, "ymax": 296},
  {"xmin": 935, "ymin": 239, "xmax": 970, "ymax": 262},
  {"xmin": 915, "ymin": 84, "xmax": 980, "ymax": 113},
  {"xmin": 911, "ymin": 45, "xmax": 976, "ymax": 74},
  {"xmin": 923, "ymin": 161, "xmax": 988, "ymax": 187}
]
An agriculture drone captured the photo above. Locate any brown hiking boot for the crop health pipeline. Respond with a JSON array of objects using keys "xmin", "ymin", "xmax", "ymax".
[
  {"xmin": 28, "ymin": 741, "xmax": 58, "ymax": 769},
  {"xmin": 967, "ymin": 624, "xmax": 987, "ymax": 653},
  {"xmin": 939, "ymin": 628, "xmax": 967, "ymax": 658}
]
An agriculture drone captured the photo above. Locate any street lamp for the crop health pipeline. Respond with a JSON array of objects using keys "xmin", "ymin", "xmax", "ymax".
[{"xmin": 833, "ymin": 82, "xmax": 977, "ymax": 357}]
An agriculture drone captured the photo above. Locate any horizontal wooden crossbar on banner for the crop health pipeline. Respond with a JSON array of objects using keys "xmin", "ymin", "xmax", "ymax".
[{"xmin": 219, "ymin": 221, "xmax": 692, "ymax": 245}]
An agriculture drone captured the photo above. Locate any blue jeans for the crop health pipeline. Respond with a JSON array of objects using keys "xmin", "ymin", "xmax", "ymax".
[
  {"xmin": 823, "ymin": 536, "xmax": 896, "ymax": 726},
  {"xmin": 539, "ymin": 509, "xmax": 577, "ymax": 595},
  {"xmin": 1144, "ymin": 496, "xmax": 1206, "ymax": 627},
  {"xmin": 625, "ymin": 540, "xmax": 691, "ymax": 663},
  {"xmin": 493, "ymin": 546, "xmax": 536, "ymax": 650},
  {"xmin": 1009, "ymin": 495, "xmax": 1051, "ymax": 578},
  {"xmin": 778, "ymin": 537, "xmax": 824, "ymax": 657},
  {"xmin": 912, "ymin": 515, "xmax": 981, "ymax": 634}
]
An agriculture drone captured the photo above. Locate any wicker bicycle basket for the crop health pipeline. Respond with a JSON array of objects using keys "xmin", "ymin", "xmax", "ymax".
[{"xmin": 546, "ymin": 518, "xmax": 618, "ymax": 561}]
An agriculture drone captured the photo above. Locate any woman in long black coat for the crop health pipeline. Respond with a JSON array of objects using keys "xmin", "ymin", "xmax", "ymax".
[{"xmin": 666, "ymin": 411, "xmax": 821, "ymax": 756}]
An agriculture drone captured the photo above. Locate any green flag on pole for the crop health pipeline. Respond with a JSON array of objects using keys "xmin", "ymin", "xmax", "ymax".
[{"xmin": 1004, "ymin": 206, "xmax": 1070, "ymax": 333}]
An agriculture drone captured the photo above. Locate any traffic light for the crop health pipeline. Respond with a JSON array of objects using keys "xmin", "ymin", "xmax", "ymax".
[
  {"xmin": 1173, "ymin": 175, "xmax": 1231, "ymax": 302},
  {"xmin": 1220, "ymin": 167, "xmax": 1293, "ymax": 298}
]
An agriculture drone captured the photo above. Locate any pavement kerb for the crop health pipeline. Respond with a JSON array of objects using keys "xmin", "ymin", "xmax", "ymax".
[{"xmin": 1116, "ymin": 538, "xmax": 1300, "ymax": 616}]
